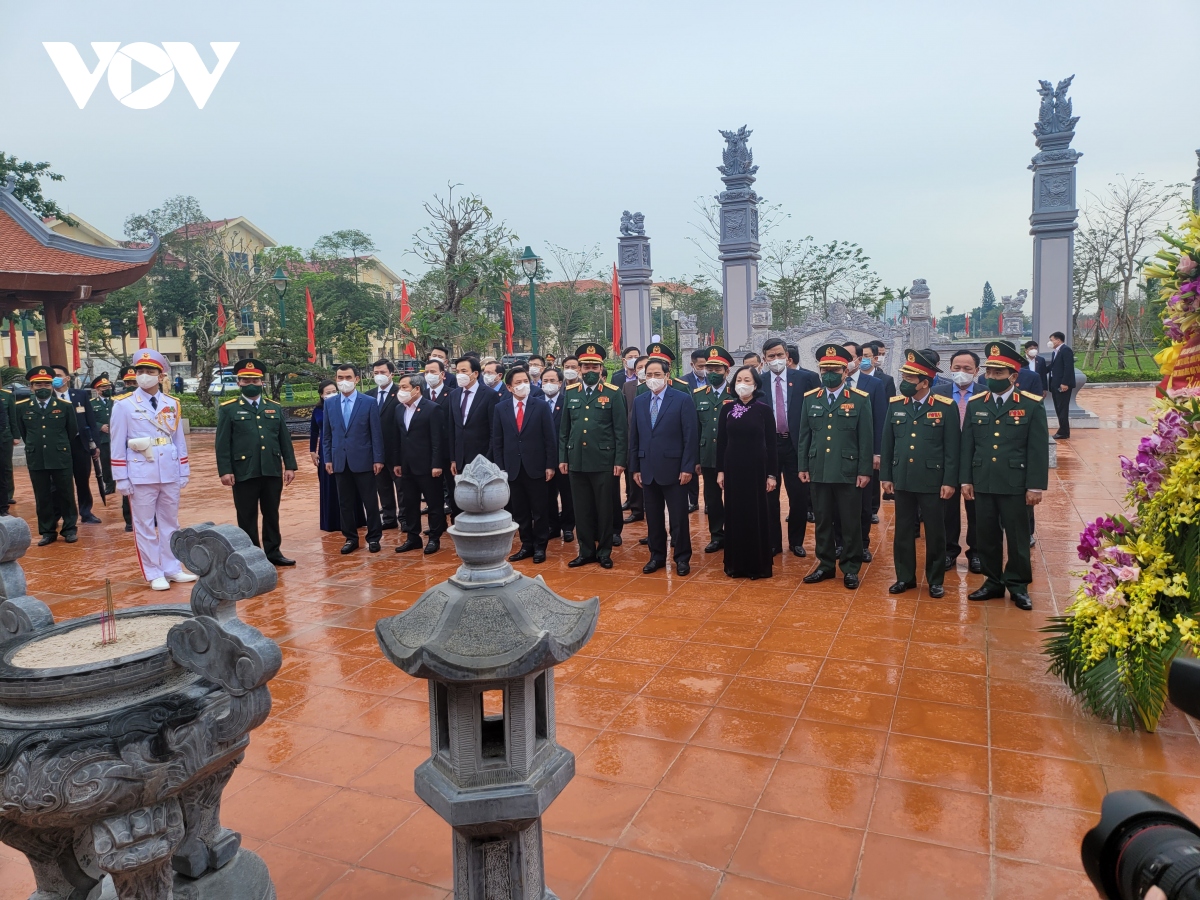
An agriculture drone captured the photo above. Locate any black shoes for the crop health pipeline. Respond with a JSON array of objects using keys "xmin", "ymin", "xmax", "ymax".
[
  {"xmin": 395, "ymin": 537, "xmax": 422, "ymax": 553},
  {"xmin": 568, "ymin": 556, "xmax": 595, "ymax": 568},
  {"xmin": 870, "ymin": 514, "xmax": 879, "ymax": 524},
  {"xmin": 944, "ymin": 554, "xmax": 956, "ymax": 571},
  {"xmin": 621, "ymin": 500, "xmax": 631, "ymax": 511},
  {"xmin": 37, "ymin": 534, "xmax": 56, "ymax": 546},
  {"xmin": 639, "ymin": 537, "xmax": 649, "ymax": 545},
  {"xmin": 862, "ymin": 548, "xmax": 873, "ymax": 563},
  {"xmin": 1053, "ymin": 432, "xmax": 1069, "ymax": 440},
  {"xmin": 889, "ymin": 581, "xmax": 916, "ymax": 595},
  {"xmin": 688, "ymin": 504, "xmax": 699, "ymax": 514},
  {"xmin": 533, "ymin": 550, "xmax": 546, "ymax": 564},
  {"xmin": 968, "ymin": 586, "xmax": 1005, "ymax": 601},
  {"xmin": 380, "ymin": 521, "xmax": 399, "ymax": 531},
  {"xmin": 928, "ymin": 585, "xmax": 945, "ymax": 598},
  {"xmin": 643, "ymin": 560, "xmax": 664, "ymax": 574},
  {"xmin": 844, "ymin": 573, "xmax": 859, "ymax": 589},
  {"xmin": 424, "ymin": 539, "xmax": 440, "ymax": 555},
  {"xmin": 612, "ymin": 535, "xmax": 623, "ymax": 547},
  {"xmin": 267, "ymin": 555, "xmax": 296, "ymax": 567},
  {"xmin": 599, "ymin": 557, "xmax": 613, "ymax": 569},
  {"xmin": 1030, "ymin": 534, "xmax": 1037, "ymax": 548},
  {"xmin": 124, "ymin": 524, "xmax": 133, "ymax": 533},
  {"xmin": 341, "ymin": 541, "xmax": 358, "ymax": 554},
  {"xmin": 563, "ymin": 530, "xmax": 574, "ymax": 543},
  {"xmin": 803, "ymin": 568, "xmax": 836, "ymax": 584},
  {"xmin": 509, "ymin": 547, "xmax": 535, "ymax": 562},
  {"xmin": 624, "ymin": 512, "xmax": 644, "ymax": 524},
  {"xmin": 705, "ymin": 540, "xmax": 724, "ymax": 553},
  {"xmin": 834, "ymin": 544, "xmax": 844, "ymax": 560},
  {"xmin": 1011, "ymin": 591, "xmax": 1033, "ymax": 610},
  {"xmin": 807, "ymin": 511, "xmax": 815, "ymax": 522},
  {"xmin": 81, "ymin": 513, "xmax": 102, "ymax": 524},
  {"xmin": 676, "ymin": 562, "xmax": 690, "ymax": 576},
  {"xmin": 368, "ymin": 541, "xmax": 381, "ymax": 553},
  {"xmin": 968, "ymin": 555, "xmax": 983, "ymax": 574},
  {"xmin": 792, "ymin": 545, "xmax": 806, "ymax": 558},
  {"xmin": 63, "ymin": 532, "xmax": 78, "ymax": 543}
]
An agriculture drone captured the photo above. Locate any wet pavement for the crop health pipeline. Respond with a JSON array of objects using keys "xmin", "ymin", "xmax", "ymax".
[{"xmin": 1, "ymin": 387, "xmax": 1194, "ymax": 899}]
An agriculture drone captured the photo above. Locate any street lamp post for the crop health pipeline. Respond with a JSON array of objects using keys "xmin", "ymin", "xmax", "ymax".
[
  {"xmin": 271, "ymin": 266, "xmax": 292, "ymax": 402},
  {"xmin": 671, "ymin": 309, "xmax": 681, "ymax": 377},
  {"xmin": 520, "ymin": 246, "xmax": 541, "ymax": 354}
]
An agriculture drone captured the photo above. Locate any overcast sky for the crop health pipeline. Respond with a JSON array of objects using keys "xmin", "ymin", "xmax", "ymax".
[{"xmin": 2, "ymin": 0, "xmax": 1193, "ymax": 313}]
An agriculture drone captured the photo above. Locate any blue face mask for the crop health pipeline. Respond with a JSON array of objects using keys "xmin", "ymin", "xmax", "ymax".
[
  {"xmin": 860, "ymin": 358, "xmax": 873, "ymax": 371},
  {"xmin": 51, "ymin": 377, "xmax": 65, "ymax": 389}
]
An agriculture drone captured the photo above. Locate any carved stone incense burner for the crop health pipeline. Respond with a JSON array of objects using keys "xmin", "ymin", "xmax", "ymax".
[{"xmin": 0, "ymin": 519, "xmax": 279, "ymax": 900}]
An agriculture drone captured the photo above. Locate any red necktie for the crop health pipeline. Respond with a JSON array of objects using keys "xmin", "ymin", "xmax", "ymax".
[{"xmin": 516, "ymin": 400, "xmax": 524, "ymax": 432}]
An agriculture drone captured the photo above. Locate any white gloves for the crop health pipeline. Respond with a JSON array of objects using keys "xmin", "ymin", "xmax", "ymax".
[
  {"xmin": 115, "ymin": 480, "xmax": 134, "ymax": 497},
  {"xmin": 179, "ymin": 478, "xmax": 189, "ymax": 489}
]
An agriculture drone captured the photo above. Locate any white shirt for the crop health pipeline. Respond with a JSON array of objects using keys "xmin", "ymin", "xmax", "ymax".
[
  {"xmin": 826, "ymin": 384, "xmax": 844, "ymax": 404},
  {"xmin": 403, "ymin": 399, "xmax": 419, "ymax": 429},
  {"xmin": 512, "ymin": 395, "xmax": 528, "ymax": 416},
  {"xmin": 376, "ymin": 383, "xmax": 393, "ymax": 405},
  {"xmin": 992, "ymin": 385, "xmax": 1014, "ymax": 405},
  {"xmin": 459, "ymin": 385, "xmax": 476, "ymax": 422},
  {"xmin": 427, "ymin": 382, "xmax": 442, "ymax": 402}
]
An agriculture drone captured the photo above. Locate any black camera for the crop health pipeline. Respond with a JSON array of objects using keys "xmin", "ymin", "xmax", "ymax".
[{"xmin": 1082, "ymin": 657, "xmax": 1200, "ymax": 899}]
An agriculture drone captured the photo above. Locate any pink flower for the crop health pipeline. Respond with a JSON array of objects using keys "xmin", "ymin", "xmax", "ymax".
[
  {"xmin": 1115, "ymin": 565, "xmax": 1140, "ymax": 582},
  {"xmin": 1180, "ymin": 255, "xmax": 1198, "ymax": 276}
]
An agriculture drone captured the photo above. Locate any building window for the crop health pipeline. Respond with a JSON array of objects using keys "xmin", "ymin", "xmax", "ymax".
[
  {"xmin": 227, "ymin": 251, "xmax": 249, "ymax": 272},
  {"xmin": 239, "ymin": 309, "xmax": 255, "ymax": 336},
  {"xmin": 110, "ymin": 319, "xmax": 123, "ymax": 338},
  {"xmin": 159, "ymin": 320, "xmax": 179, "ymax": 338}
]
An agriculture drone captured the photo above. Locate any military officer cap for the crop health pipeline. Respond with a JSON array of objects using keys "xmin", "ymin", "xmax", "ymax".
[
  {"xmin": 90, "ymin": 375, "xmax": 111, "ymax": 390},
  {"xmin": 702, "ymin": 345, "xmax": 732, "ymax": 367},
  {"xmin": 983, "ymin": 340, "xmax": 1023, "ymax": 371},
  {"xmin": 26, "ymin": 365, "xmax": 54, "ymax": 385},
  {"xmin": 574, "ymin": 343, "xmax": 607, "ymax": 363},
  {"xmin": 815, "ymin": 343, "xmax": 853, "ymax": 368},
  {"xmin": 899, "ymin": 348, "xmax": 940, "ymax": 379},
  {"xmin": 234, "ymin": 358, "xmax": 266, "ymax": 378},
  {"xmin": 118, "ymin": 366, "xmax": 137, "ymax": 383},
  {"xmin": 646, "ymin": 342, "xmax": 675, "ymax": 363},
  {"xmin": 130, "ymin": 347, "xmax": 169, "ymax": 372}
]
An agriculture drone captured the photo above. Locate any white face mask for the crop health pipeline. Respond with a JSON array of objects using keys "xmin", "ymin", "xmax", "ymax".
[
  {"xmin": 637, "ymin": 370, "xmax": 647, "ymax": 383},
  {"xmin": 397, "ymin": 389, "xmax": 414, "ymax": 404},
  {"xmin": 625, "ymin": 357, "xmax": 637, "ymax": 370},
  {"xmin": 564, "ymin": 368, "xmax": 579, "ymax": 381},
  {"xmin": 424, "ymin": 372, "xmax": 441, "ymax": 387},
  {"xmin": 646, "ymin": 377, "xmax": 666, "ymax": 393},
  {"xmin": 511, "ymin": 382, "xmax": 531, "ymax": 399},
  {"xmin": 1027, "ymin": 349, "xmax": 1038, "ymax": 359},
  {"xmin": 735, "ymin": 382, "xmax": 754, "ymax": 399},
  {"xmin": 767, "ymin": 358, "xmax": 787, "ymax": 374},
  {"xmin": 322, "ymin": 392, "xmax": 337, "ymax": 403},
  {"xmin": 542, "ymin": 382, "xmax": 560, "ymax": 397},
  {"xmin": 948, "ymin": 370, "xmax": 974, "ymax": 387},
  {"xmin": 373, "ymin": 373, "xmax": 392, "ymax": 388},
  {"xmin": 528, "ymin": 365, "xmax": 542, "ymax": 377},
  {"xmin": 456, "ymin": 372, "xmax": 471, "ymax": 388},
  {"xmin": 337, "ymin": 379, "xmax": 356, "ymax": 394},
  {"xmin": 136, "ymin": 373, "xmax": 159, "ymax": 391},
  {"xmin": 482, "ymin": 372, "xmax": 499, "ymax": 387}
]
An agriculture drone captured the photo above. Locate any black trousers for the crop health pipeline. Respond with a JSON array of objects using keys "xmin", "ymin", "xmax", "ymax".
[
  {"xmin": 894, "ymin": 490, "xmax": 946, "ymax": 586},
  {"xmin": 611, "ymin": 473, "xmax": 625, "ymax": 537},
  {"xmin": 832, "ymin": 475, "xmax": 873, "ymax": 550},
  {"xmin": 375, "ymin": 467, "xmax": 404, "ymax": 527},
  {"xmin": 943, "ymin": 488, "xmax": 977, "ymax": 561},
  {"xmin": 643, "ymin": 478, "xmax": 692, "ymax": 565},
  {"xmin": 687, "ymin": 475, "xmax": 699, "ymax": 510},
  {"xmin": 869, "ymin": 470, "xmax": 882, "ymax": 514},
  {"xmin": 570, "ymin": 470, "xmax": 614, "ymax": 560},
  {"xmin": 400, "ymin": 472, "xmax": 445, "ymax": 540},
  {"xmin": 623, "ymin": 469, "xmax": 643, "ymax": 515},
  {"xmin": 812, "ymin": 482, "xmax": 863, "ymax": 575},
  {"xmin": 547, "ymin": 471, "xmax": 575, "ymax": 535},
  {"xmin": 700, "ymin": 466, "xmax": 725, "ymax": 540},
  {"xmin": 443, "ymin": 470, "xmax": 457, "ymax": 519},
  {"xmin": 68, "ymin": 439, "xmax": 94, "ymax": 518},
  {"xmin": 1052, "ymin": 387, "xmax": 1071, "ymax": 436},
  {"xmin": 768, "ymin": 435, "xmax": 808, "ymax": 553},
  {"xmin": 509, "ymin": 471, "xmax": 550, "ymax": 550},
  {"xmin": 1, "ymin": 439, "xmax": 12, "ymax": 505},
  {"xmin": 233, "ymin": 476, "xmax": 284, "ymax": 557},
  {"xmin": 31, "ymin": 467, "xmax": 76, "ymax": 536},
  {"xmin": 335, "ymin": 469, "xmax": 382, "ymax": 544},
  {"xmin": 98, "ymin": 443, "xmax": 115, "ymax": 493},
  {"xmin": 976, "ymin": 492, "xmax": 1033, "ymax": 592}
]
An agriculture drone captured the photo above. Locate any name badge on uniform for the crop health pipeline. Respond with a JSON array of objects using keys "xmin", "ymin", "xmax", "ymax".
[
  {"xmin": 926, "ymin": 411, "xmax": 942, "ymax": 420},
  {"xmin": 76, "ymin": 405, "xmax": 85, "ymax": 413},
  {"xmin": 265, "ymin": 409, "xmax": 276, "ymax": 415},
  {"xmin": 597, "ymin": 396, "xmax": 610, "ymax": 406},
  {"xmin": 840, "ymin": 402, "xmax": 854, "ymax": 411},
  {"xmin": 1009, "ymin": 409, "xmax": 1025, "ymax": 417}
]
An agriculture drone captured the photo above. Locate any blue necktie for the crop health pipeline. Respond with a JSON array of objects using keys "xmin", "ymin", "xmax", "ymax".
[{"xmin": 650, "ymin": 394, "xmax": 660, "ymax": 428}]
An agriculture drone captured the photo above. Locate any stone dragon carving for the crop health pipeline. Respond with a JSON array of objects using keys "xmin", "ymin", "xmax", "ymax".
[{"xmin": 718, "ymin": 125, "xmax": 758, "ymax": 177}]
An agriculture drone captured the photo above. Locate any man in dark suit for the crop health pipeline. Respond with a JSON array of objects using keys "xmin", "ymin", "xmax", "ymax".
[
  {"xmin": 611, "ymin": 346, "xmax": 641, "ymax": 388},
  {"xmin": 1046, "ymin": 331, "xmax": 1075, "ymax": 438},
  {"xmin": 861, "ymin": 341, "xmax": 895, "ymax": 510},
  {"xmin": 367, "ymin": 359, "xmax": 403, "ymax": 530},
  {"xmin": 492, "ymin": 365, "xmax": 557, "ymax": 564},
  {"xmin": 540, "ymin": 368, "xmax": 574, "ymax": 543},
  {"xmin": 629, "ymin": 356, "xmax": 698, "ymax": 575},
  {"xmin": 391, "ymin": 373, "xmax": 447, "ymax": 555},
  {"xmin": 482, "ymin": 359, "xmax": 509, "ymax": 399},
  {"xmin": 322, "ymin": 363, "xmax": 385, "ymax": 553},
  {"xmin": 682, "ymin": 349, "xmax": 707, "ymax": 391},
  {"xmin": 1023, "ymin": 341, "xmax": 1049, "ymax": 391},
  {"xmin": 832, "ymin": 342, "xmax": 887, "ymax": 561},
  {"xmin": 50, "ymin": 365, "xmax": 101, "ymax": 524},
  {"xmin": 620, "ymin": 355, "xmax": 648, "ymax": 524},
  {"xmin": 763, "ymin": 338, "xmax": 819, "ymax": 557},
  {"xmin": 448, "ymin": 355, "xmax": 500, "ymax": 519},
  {"xmin": 933, "ymin": 349, "xmax": 983, "ymax": 574},
  {"xmin": 421, "ymin": 357, "xmax": 454, "ymax": 518}
]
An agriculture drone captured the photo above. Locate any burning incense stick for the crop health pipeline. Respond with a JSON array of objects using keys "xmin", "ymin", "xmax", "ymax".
[{"xmin": 100, "ymin": 579, "xmax": 117, "ymax": 645}]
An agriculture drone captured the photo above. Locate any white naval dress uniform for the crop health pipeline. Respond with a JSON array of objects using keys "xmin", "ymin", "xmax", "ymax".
[{"xmin": 110, "ymin": 388, "xmax": 190, "ymax": 582}]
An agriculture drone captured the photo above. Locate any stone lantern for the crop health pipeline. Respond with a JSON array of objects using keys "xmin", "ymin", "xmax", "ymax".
[{"xmin": 376, "ymin": 456, "xmax": 598, "ymax": 899}]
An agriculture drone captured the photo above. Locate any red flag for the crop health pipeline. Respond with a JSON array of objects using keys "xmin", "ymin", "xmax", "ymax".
[
  {"xmin": 998, "ymin": 313, "xmax": 1003, "ymax": 333},
  {"xmin": 1100, "ymin": 308, "xmax": 1109, "ymax": 328},
  {"xmin": 965, "ymin": 313, "xmax": 970, "ymax": 336},
  {"xmin": 136, "ymin": 301, "xmax": 148, "ymax": 349},
  {"xmin": 305, "ymin": 287, "xmax": 316, "ymax": 363},
  {"xmin": 611, "ymin": 264, "xmax": 621, "ymax": 357},
  {"xmin": 71, "ymin": 310, "xmax": 80, "ymax": 371},
  {"xmin": 216, "ymin": 299, "xmax": 229, "ymax": 368},
  {"xmin": 400, "ymin": 281, "xmax": 415, "ymax": 357},
  {"xmin": 503, "ymin": 279, "xmax": 514, "ymax": 355},
  {"xmin": 7, "ymin": 319, "xmax": 16, "ymax": 366}
]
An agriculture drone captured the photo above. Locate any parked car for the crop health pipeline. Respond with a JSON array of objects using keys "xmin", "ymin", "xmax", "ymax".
[
  {"xmin": 182, "ymin": 377, "xmax": 201, "ymax": 393},
  {"xmin": 500, "ymin": 353, "xmax": 532, "ymax": 368},
  {"xmin": 208, "ymin": 374, "xmax": 239, "ymax": 394}
]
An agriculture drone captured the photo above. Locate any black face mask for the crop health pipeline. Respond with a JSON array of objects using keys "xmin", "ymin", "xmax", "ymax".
[
  {"xmin": 898, "ymin": 380, "xmax": 918, "ymax": 397},
  {"xmin": 241, "ymin": 384, "xmax": 263, "ymax": 399},
  {"xmin": 34, "ymin": 388, "xmax": 52, "ymax": 401},
  {"xmin": 582, "ymin": 371, "xmax": 601, "ymax": 386},
  {"xmin": 101, "ymin": 390, "xmax": 112, "ymax": 398}
]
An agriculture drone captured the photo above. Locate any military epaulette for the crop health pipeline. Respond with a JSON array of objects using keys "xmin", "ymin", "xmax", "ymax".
[
  {"xmin": 1020, "ymin": 391, "xmax": 1042, "ymax": 401},
  {"xmin": 850, "ymin": 387, "xmax": 868, "ymax": 397},
  {"xmin": 566, "ymin": 383, "xmax": 581, "ymax": 390},
  {"xmin": 890, "ymin": 395, "xmax": 906, "ymax": 403},
  {"xmin": 0, "ymin": 388, "xmax": 10, "ymax": 394},
  {"xmin": 220, "ymin": 397, "xmax": 240, "ymax": 406},
  {"xmin": 14, "ymin": 399, "xmax": 28, "ymax": 405},
  {"xmin": 116, "ymin": 393, "xmax": 136, "ymax": 401},
  {"xmin": 933, "ymin": 394, "xmax": 954, "ymax": 405},
  {"xmin": 968, "ymin": 392, "xmax": 989, "ymax": 402},
  {"xmin": 603, "ymin": 382, "xmax": 619, "ymax": 392},
  {"xmin": 804, "ymin": 387, "xmax": 821, "ymax": 396},
  {"xmin": 693, "ymin": 385, "xmax": 708, "ymax": 393},
  {"xmin": 674, "ymin": 378, "xmax": 688, "ymax": 386}
]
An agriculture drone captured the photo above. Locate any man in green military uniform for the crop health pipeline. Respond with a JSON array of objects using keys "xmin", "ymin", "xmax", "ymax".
[
  {"xmin": 961, "ymin": 340, "xmax": 1049, "ymax": 610},
  {"xmin": 215, "ymin": 358, "xmax": 298, "ymax": 566},
  {"xmin": 693, "ymin": 345, "xmax": 732, "ymax": 552},
  {"xmin": 89, "ymin": 375, "xmax": 116, "ymax": 495},
  {"xmin": 559, "ymin": 343, "xmax": 627, "ymax": 569},
  {"xmin": 881, "ymin": 349, "xmax": 959, "ymax": 598},
  {"xmin": 0, "ymin": 375, "xmax": 14, "ymax": 512},
  {"xmin": 16, "ymin": 366, "xmax": 78, "ymax": 545},
  {"xmin": 798, "ymin": 344, "xmax": 874, "ymax": 589}
]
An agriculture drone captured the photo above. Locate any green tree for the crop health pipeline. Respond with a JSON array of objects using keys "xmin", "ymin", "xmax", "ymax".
[
  {"xmin": 311, "ymin": 229, "xmax": 378, "ymax": 283},
  {"xmin": 981, "ymin": 281, "xmax": 997, "ymax": 313},
  {"xmin": 0, "ymin": 152, "xmax": 73, "ymax": 223}
]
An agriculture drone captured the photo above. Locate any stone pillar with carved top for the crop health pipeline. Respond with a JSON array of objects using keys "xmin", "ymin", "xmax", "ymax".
[
  {"xmin": 716, "ymin": 126, "xmax": 762, "ymax": 353},
  {"xmin": 907, "ymin": 279, "xmax": 932, "ymax": 352},
  {"xmin": 617, "ymin": 211, "xmax": 653, "ymax": 354},
  {"xmin": 376, "ymin": 457, "xmax": 599, "ymax": 900}
]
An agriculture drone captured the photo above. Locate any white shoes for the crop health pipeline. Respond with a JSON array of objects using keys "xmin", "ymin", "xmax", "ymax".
[
  {"xmin": 150, "ymin": 577, "xmax": 170, "ymax": 591},
  {"xmin": 167, "ymin": 571, "xmax": 198, "ymax": 583}
]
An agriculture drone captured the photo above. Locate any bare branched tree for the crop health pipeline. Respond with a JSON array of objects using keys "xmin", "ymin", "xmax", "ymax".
[
  {"xmin": 535, "ymin": 243, "xmax": 606, "ymax": 355},
  {"xmin": 686, "ymin": 195, "xmax": 788, "ymax": 284}
]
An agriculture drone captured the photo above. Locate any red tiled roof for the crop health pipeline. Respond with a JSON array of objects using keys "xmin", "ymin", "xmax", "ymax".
[{"xmin": 0, "ymin": 214, "xmax": 145, "ymax": 276}]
